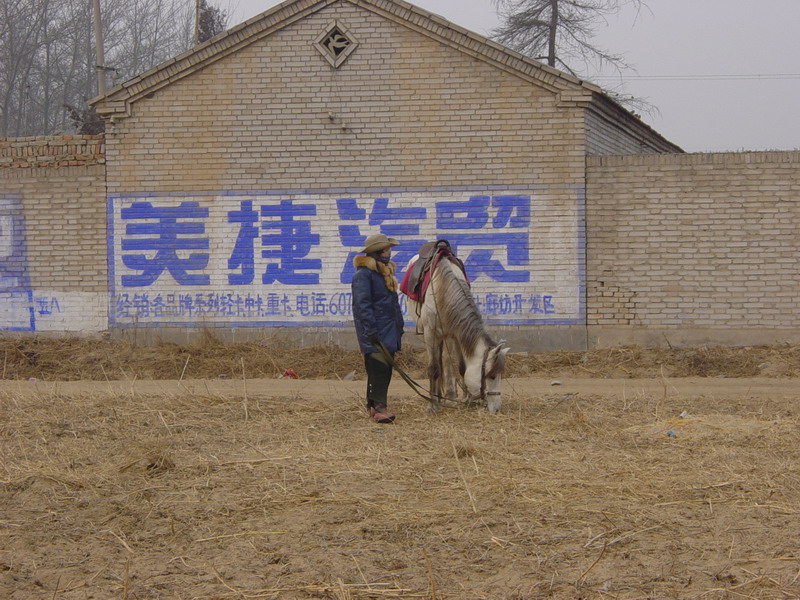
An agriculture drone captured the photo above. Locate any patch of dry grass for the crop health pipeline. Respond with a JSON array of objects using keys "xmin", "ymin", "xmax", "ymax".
[
  {"xmin": 2, "ymin": 382, "xmax": 800, "ymax": 598},
  {"xmin": 2, "ymin": 335, "xmax": 800, "ymax": 382}
]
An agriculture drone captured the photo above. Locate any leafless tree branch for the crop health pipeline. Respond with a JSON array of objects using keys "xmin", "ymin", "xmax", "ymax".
[
  {"xmin": 0, "ymin": 0, "xmax": 229, "ymax": 136},
  {"xmin": 491, "ymin": 0, "xmax": 656, "ymax": 112}
]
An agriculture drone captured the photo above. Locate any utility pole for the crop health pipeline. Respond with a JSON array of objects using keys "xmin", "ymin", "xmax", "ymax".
[
  {"xmin": 195, "ymin": 0, "xmax": 201, "ymax": 45},
  {"xmin": 92, "ymin": 0, "xmax": 106, "ymax": 96}
]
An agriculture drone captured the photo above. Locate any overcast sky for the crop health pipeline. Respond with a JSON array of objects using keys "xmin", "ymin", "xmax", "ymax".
[{"xmin": 225, "ymin": 0, "xmax": 800, "ymax": 153}]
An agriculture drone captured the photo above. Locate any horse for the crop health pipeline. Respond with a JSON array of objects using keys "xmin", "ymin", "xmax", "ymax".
[{"xmin": 404, "ymin": 247, "xmax": 510, "ymax": 414}]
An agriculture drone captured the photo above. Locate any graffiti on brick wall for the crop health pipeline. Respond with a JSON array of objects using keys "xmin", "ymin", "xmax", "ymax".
[
  {"xmin": 108, "ymin": 188, "xmax": 584, "ymax": 327},
  {"xmin": 0, "ymin": 194, "xmax": 35, "ymax": 331}
]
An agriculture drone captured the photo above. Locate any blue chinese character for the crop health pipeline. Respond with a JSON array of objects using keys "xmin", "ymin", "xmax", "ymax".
[
  {"xmin": 529, "ymin": 295, "xmax": 544, "ymax": 314},
  {"xmin": 133, "ymin": 293, "xmax": 150, "ymax": 317},
  {"xmin": 312, "ymin": 292, "xmax": 327, "ymax": 316},
  {"xmin": 336, "ymin": 198, "xmax": 367, "ymax": 284},
  {"xmin": 115, "ymin": 294, "xmax": 132, "ymax": 318},
  {"xmin": 497, "ymin": 294, "xmax": 513, "ymax": 315},
  {"xmin": 261, "ymin": 200, "xmax": 321, "ymax": 285},
  {"xmin": 0, "ymin": 195, "xmax": 35, "ymax": 331},
  {"xmin": 493, "ymin": 195, "xmax": 531, "ymax": 228},
  {"xmin": 336, "ymin": 197, "xmax": 426, "ymax": 283},
  {"xmin": 151, "ymin": 294, "xmax": 165, "ymax": 317},
  {"xmin": 227, "ymin": 201, "xmax": 259, "ymax": 285},
  {"xmin": 511, "ymin": 294, "xmax": 525, "ymax": 314},
  {"xmin": 296, "ymin": 294, "xmax": 311, "ymax": 316},
  {"xmin": 437, "ymin": 196, "xmax": 490, "ymax": 229},
  {"xmin": 121, "ymin": 201, "xmax": 209, "ymax": 286},
  {"xmin": 179, "ymin": 294, "xmax": 194, "ymax": 316},
  {"xmin": 244, "ymin": 293, "xmax": 263, "ymax": 316},
  {"xmin": 436, "ymin": 195, "xmax": 531, "ymax": 283},
  {"xmin": 35, "ymin": 297, "xmax": 52, "ymax": 315},
  {"xmin": 265, "ymin": 292, "xmax": 284, "ymax": 315},
  {"xmin": 485, "ymin": 293, "xmax": 500, "ymax": 315}
]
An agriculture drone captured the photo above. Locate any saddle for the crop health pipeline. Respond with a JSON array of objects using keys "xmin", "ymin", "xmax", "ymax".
[{"xmin": 400, "ymin": 239, "xmax": 468, "ymax": 303}]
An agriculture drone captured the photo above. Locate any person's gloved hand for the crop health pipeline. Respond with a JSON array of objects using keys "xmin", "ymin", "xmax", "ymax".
[{"xmin": 368, "ymin": 333, "xmax": 381, "ymax": 346}]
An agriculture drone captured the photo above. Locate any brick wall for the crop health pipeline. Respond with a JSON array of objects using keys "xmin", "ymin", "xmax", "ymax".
[
  {"xmin": 586, "ymin": 151, "xmax": 800, "ymax": 347},
  {"xmin": 0, "ymin": 136, "xmax": 107, "ymax": 333},
  {"xmin": 4, "ymin": 142, "xmax": 799, "ymax": 347},
  {"xmin": 100, "ymin": 1, "xmax": 591, "ymax": 348}
]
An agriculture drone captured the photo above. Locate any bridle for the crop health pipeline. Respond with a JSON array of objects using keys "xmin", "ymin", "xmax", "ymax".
[{"xmin": 479, "ymin": 344, "xmax": 501, "ymax": 403}]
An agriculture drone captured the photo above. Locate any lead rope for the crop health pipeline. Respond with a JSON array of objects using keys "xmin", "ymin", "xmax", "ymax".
[{"xmin": 374, "ymin": 341, "xmax": 472, "ymax": 407}]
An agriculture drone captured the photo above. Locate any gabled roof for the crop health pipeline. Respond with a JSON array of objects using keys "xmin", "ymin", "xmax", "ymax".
[{"xmin": 92, "ymin": 0, "xmax": 602, "ymax": 120}]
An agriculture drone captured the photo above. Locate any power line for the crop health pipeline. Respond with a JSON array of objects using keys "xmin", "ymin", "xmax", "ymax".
[{"xmin": 593, "ymin": 73, "xmax": 800, "ymax": 81}]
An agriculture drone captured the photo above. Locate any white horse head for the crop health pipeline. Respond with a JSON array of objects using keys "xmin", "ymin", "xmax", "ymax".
[{"xmin": 462, "ymin": 340, "xmax": 510, "ymax": 414}]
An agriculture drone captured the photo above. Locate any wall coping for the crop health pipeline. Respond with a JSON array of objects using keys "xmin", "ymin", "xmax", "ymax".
[
  {"xmin": 0, "ymin": 135, "xmax": 105, "ymax": 168},
  {"xmin": 588, "ymin": 150, "xmax": 800, "ymax": 167}
]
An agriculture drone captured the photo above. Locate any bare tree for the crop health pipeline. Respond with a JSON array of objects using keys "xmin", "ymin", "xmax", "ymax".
[
  {"xmin": 197, "ymin": 0, "xmax": 227, "ymax": 44},
  {"xmin": 104, "ymin": 0, "xmax": 196, "ymax": 81},
  {"xmin": 490, "ymin": 0, "xmax": 658, "ymax": 115},
  {"xmin": 491, "ymin": 0, "xmax": 646, "ymax": 76},
  {"xmin": 0, "ymin": 0, "xmax": 50, "ymax": 135},
  {"xmin": 0, "ymin": 0, "xmax": 227, "ymax": 137}
]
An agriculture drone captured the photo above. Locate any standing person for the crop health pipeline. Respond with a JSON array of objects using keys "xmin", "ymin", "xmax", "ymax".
[{"xmin": 351, "ymin": 233, "xmax": 405, "ymax": 423}]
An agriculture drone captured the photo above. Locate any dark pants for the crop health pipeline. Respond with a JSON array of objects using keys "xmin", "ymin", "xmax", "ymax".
[{"xmin": 364, "ymin": 351, "xmax": 393, "ymax": 409}]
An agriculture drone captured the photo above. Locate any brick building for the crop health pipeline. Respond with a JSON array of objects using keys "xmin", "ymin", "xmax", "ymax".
[{"xmin": 2, "ymin": 0, "xmax": 798, "ymax": 349}]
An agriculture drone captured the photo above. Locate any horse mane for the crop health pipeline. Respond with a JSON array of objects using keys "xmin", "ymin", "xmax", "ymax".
[{"xmin": 430, "ymin": 259, "xmax": 495, "ymax": 357}]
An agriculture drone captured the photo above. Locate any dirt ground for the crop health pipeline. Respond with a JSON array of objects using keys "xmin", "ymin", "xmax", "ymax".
[{"xmin": 2, "ymin": 338, "xmax": 800, "ymax": 599}]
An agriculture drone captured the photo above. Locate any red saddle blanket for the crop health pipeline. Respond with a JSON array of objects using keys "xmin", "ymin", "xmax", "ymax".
[{"xmin": 400, "ymin": 241, "xmax": 468, "ymax": 302}]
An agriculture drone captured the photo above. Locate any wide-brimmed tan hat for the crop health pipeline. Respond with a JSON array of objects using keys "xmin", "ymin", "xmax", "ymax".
[{"xmin": 360, "ymin": 233, "xmax": 399, "ymax": 254}]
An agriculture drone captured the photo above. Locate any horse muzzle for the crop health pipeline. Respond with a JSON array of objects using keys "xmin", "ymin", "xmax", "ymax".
[{"xmin": 484, "ymin": 391, "xmax": 502, "ymax": 414}]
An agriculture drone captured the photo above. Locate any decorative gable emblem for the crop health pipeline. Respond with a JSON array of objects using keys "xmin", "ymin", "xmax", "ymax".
[{"xmin": 314, "ymin": 21, "xmax": 358, "ymax": 68}]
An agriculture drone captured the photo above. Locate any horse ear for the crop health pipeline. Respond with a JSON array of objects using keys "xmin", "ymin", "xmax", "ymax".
[
  {"xmin": 493, "ymin": 342, "xmax": 510, "ymax": 357},
  {"xmin": 486, "ymin": 343, "xmax": 509, "ymax": 378}
]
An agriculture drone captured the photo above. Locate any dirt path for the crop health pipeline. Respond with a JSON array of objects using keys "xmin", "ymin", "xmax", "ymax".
[
  {"xmin": 5, "ymin": 375, "xmax": 799, "ymax": 401},
  {"xmin": 3, "ymin": 376, "xmax": 800, "ymax": 599}
]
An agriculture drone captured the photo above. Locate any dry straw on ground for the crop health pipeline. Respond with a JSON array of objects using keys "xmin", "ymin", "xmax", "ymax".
[
  {"xmin": 2, "ymin": 336, "xmax": 800, "ymax": 599},
  {"xmin": 1, "ymin": 335, "xmax": 799, "ymax": 381}
]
